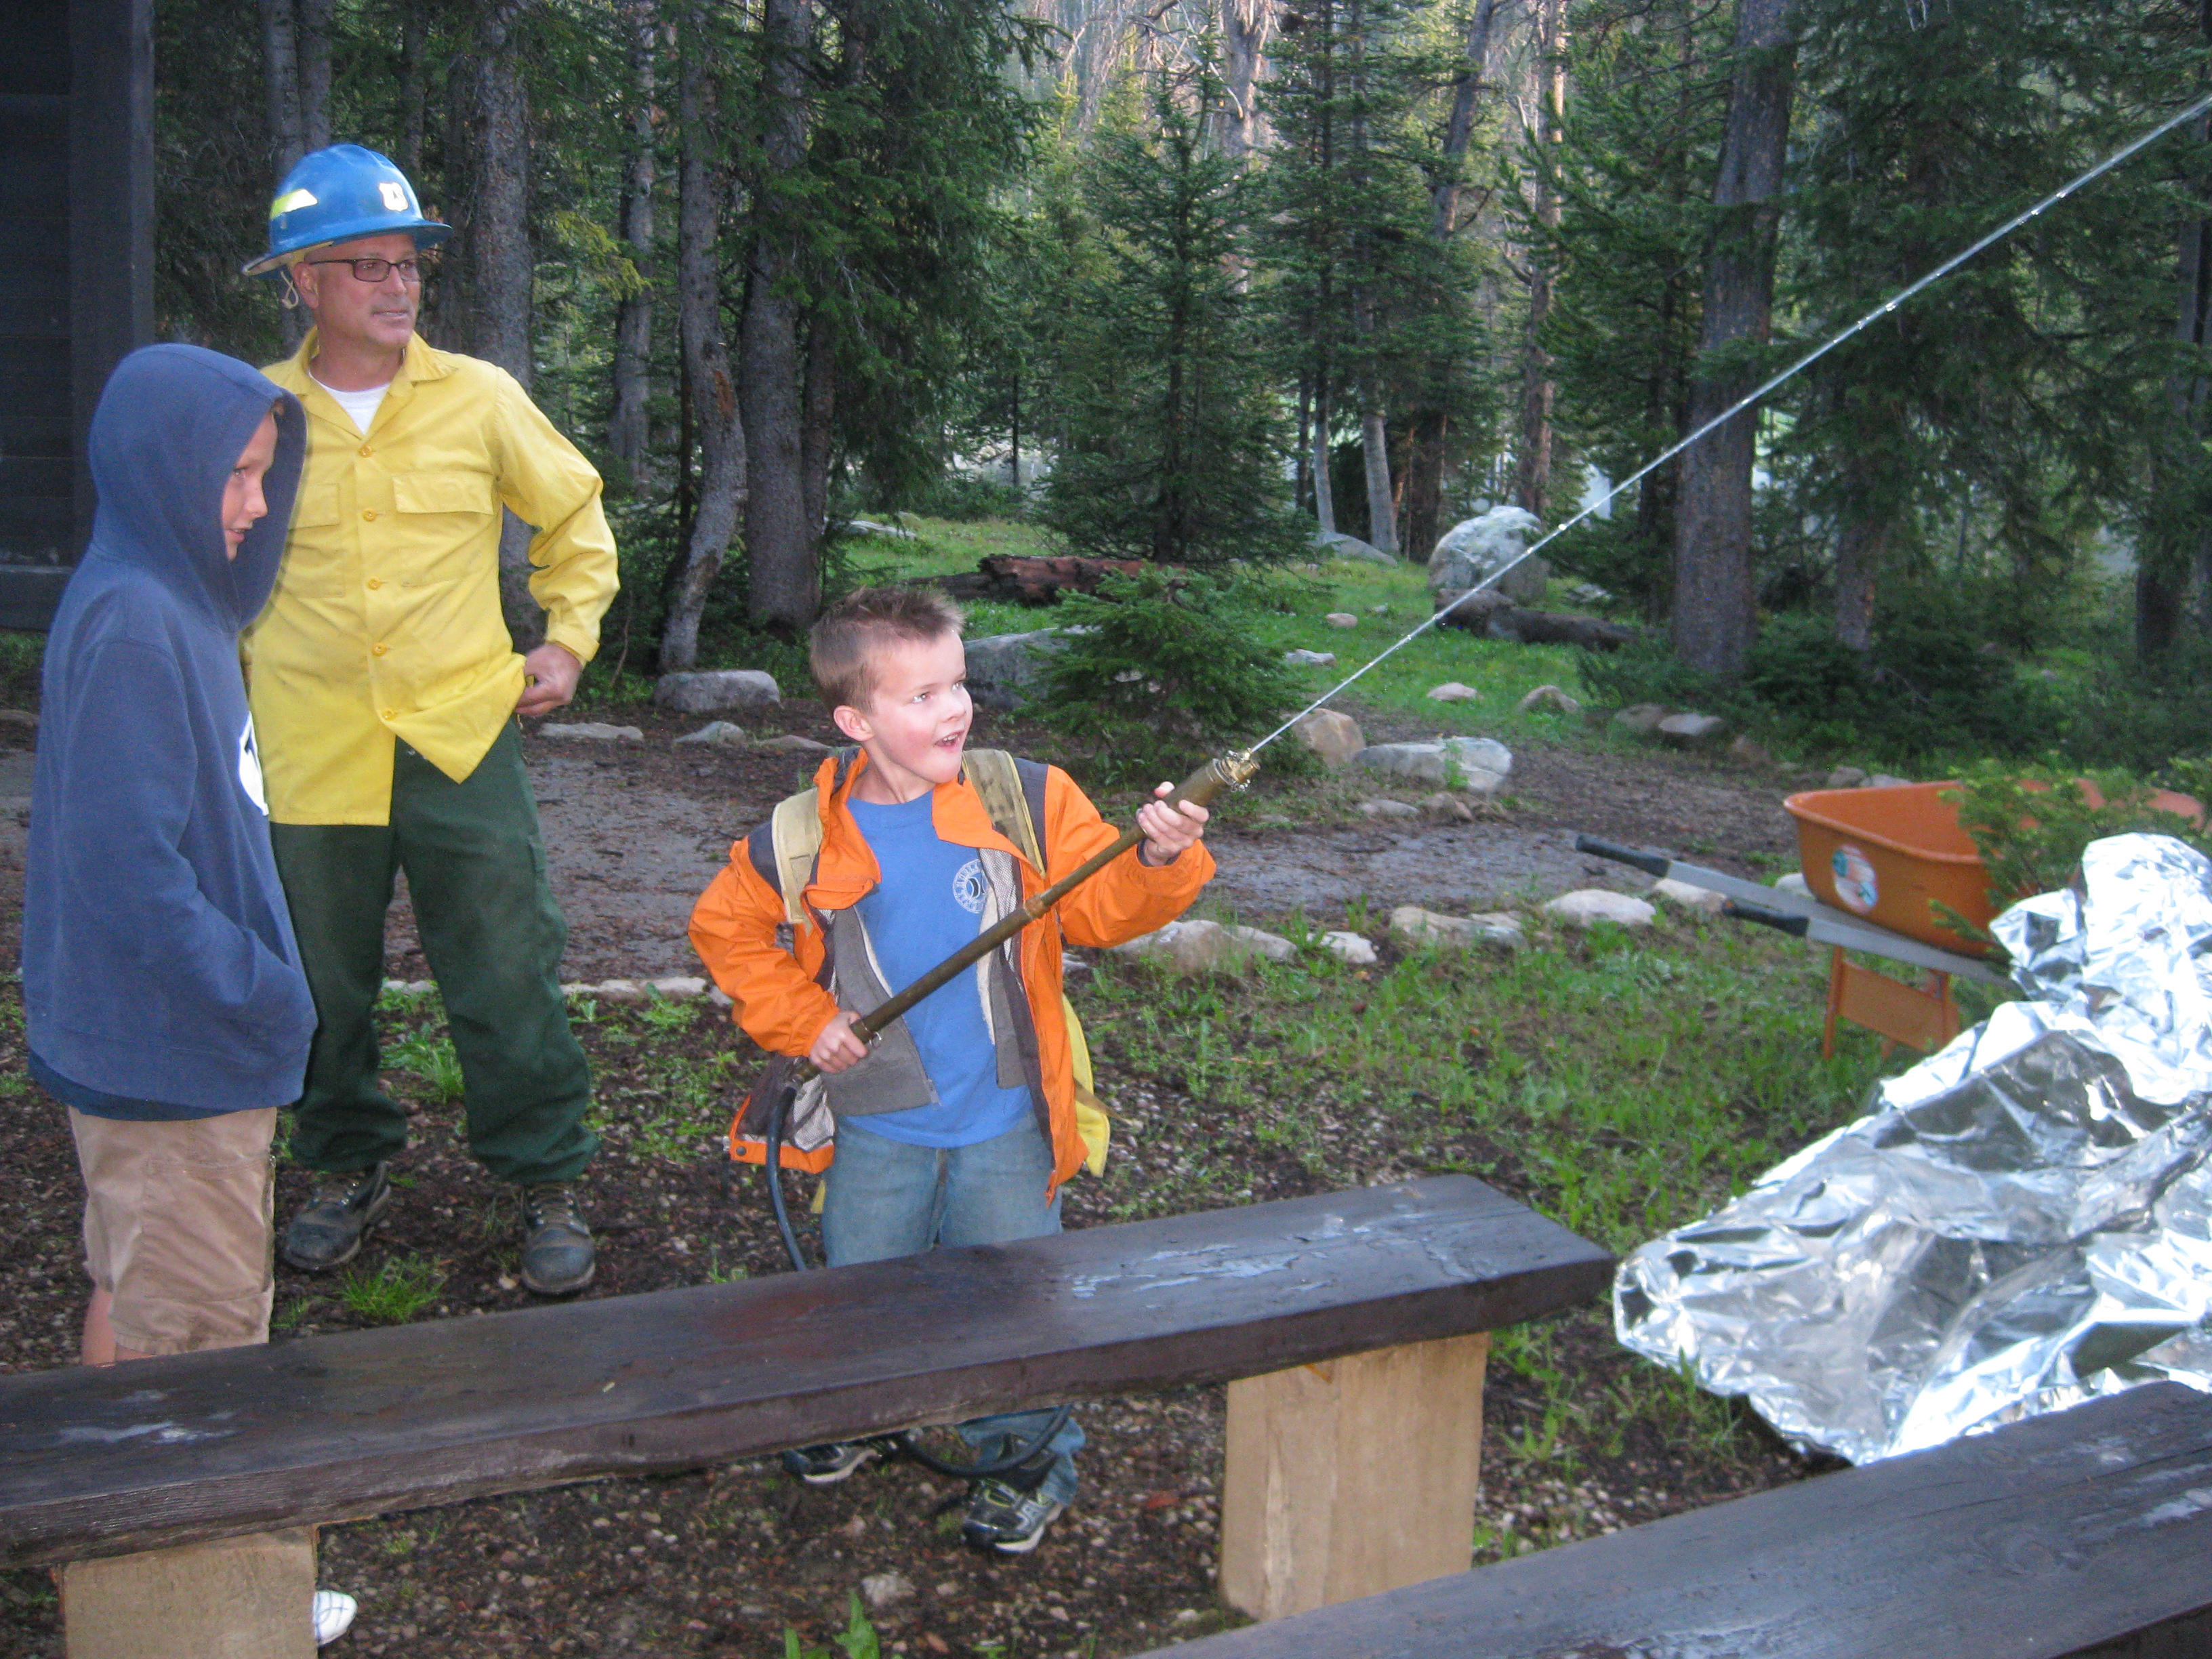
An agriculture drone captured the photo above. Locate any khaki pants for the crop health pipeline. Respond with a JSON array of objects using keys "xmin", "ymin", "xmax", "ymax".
[{"xmin": 69, "ymin": 1106, "xmax": 277, "ymax": 1355}]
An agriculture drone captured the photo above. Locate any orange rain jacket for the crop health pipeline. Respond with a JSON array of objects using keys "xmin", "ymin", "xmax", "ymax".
[{"xmin": 689, "ymin": 748, "xmax": 1214, "ymax": 1195}]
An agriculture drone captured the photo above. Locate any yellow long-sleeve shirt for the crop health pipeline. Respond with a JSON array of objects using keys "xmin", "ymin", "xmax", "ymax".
[{"xmin": 245, "ymin": 331, "xmax": 619, "ymax": 824}]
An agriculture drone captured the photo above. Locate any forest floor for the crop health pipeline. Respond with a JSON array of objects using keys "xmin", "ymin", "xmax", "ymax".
[{"xmin": 0, "ymin": 554, "xmax": 1936, "ymax": 1658}]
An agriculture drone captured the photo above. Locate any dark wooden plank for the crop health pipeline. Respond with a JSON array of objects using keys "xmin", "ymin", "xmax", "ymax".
[
  {"xmin": 1132, "ymin": 1383, "xmax": 2212, "ymax": 1659},
  {"xmin": 0, "ymin": 1176, "xmax": 1610, "ymax": 1565}
]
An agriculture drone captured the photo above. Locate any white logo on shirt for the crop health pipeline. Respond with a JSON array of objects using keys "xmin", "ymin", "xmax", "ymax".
[
  {"xmin": 237, "ymin": 714, "xmax": 268, "ymax": 815},
  {"xmin": 952, "ymin": 857, "xmax": 987, "ymax": 914}
]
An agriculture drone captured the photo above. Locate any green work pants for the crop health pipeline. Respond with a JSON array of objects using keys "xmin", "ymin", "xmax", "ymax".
[{"xmin": 270, "ymin": 724, "xmax": 596, "ymax": 1186}]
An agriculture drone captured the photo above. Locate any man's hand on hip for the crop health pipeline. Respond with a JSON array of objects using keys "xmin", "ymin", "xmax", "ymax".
[{"xmin": 516, "ymin": 642, "xmax": 583, "ymax": 717}]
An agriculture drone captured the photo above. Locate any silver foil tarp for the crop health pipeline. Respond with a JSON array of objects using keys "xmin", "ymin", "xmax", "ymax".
[{"xmin": 1614, "ymin": 833, "xmax": 2212, "ymax": 1463}]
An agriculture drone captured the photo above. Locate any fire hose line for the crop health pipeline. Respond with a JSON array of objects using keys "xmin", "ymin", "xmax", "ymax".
[{"xmin": 757, "ymin": 86, "xmax": 2212, "ymax": 1479}]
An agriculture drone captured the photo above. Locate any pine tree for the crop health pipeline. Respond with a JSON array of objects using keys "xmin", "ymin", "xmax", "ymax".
[{"xmin": 1037, "ymin": 66, "xmax": 1308, "ymax": 567}]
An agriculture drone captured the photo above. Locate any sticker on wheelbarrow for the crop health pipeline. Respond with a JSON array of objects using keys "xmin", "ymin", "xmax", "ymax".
[{"xmin": 1832, "ymin": 844, "xmax": 1879, "ymax": 914}]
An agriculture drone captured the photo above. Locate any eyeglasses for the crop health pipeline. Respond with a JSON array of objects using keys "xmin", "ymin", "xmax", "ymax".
[{"xmin": 304, "ymin": 256, "xmax": 430, "ymax": 284}]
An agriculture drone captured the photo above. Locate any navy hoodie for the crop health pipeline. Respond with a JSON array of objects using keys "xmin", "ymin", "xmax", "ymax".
[{"xmin": 23, "ymin": 344, "xmax": 316, "ymax": 1117}]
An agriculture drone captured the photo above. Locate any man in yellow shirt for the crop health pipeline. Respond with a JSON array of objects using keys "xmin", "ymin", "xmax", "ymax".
[{"xmin": 241, "ymin": 145, "xmax": 619, "ymax": 1294}]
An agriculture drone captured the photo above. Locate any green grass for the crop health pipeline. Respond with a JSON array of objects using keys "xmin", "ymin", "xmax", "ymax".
[
  {"xmin": 336, "ymin": 1252, "xmax": 446, "ymax": 1324},
  {"xmin": 388, "ymin": 1029, "xmax": 466, "ymax": 1104}
]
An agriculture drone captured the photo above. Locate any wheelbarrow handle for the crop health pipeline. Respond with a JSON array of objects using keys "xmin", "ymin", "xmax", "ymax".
[
  {"xmin": 1723, "ymin": 898, "xmax": 1811, "ymax": 938},
  {"xmin": 1574, "ymin": 834, "xmax": 1671, "ymax": 878}
]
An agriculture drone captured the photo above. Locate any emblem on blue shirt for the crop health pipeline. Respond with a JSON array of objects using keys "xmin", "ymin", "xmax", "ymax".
[{"xmin": 952, "ymin": 857, "xmax": 987, "ymax": 914}]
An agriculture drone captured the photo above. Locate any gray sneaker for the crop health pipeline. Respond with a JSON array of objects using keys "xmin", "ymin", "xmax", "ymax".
[
  {"xmin": 520, "ymin": 1182, "xmax": 595, "ymax": 1295},
  {"xmin": 281, "ymin": 1164, "xmax": 393, "ymax": 1272}
]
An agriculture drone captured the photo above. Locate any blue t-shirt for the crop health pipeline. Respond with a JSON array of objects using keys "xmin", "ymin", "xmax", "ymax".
[{"xmin": 845, "ymin": 792, "xmax": 1034, "ymax": 1148}]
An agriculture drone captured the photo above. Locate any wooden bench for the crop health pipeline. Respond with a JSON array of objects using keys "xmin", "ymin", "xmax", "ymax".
[
  {"xmin": 0, "ymin": 1174, "xmax": 1609, "ymax": 1657},
  {"xmin": 1127, "ymin": 1380, "xmax": 2212, "ymax": 1659}
]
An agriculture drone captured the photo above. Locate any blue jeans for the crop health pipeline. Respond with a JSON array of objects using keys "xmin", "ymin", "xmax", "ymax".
[{"xmin": 822, "ymin": 1115, "xmax": 1084, "ymax": 1504}]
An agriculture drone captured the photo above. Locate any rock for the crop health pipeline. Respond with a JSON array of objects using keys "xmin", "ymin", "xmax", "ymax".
[
  {"xmin": 755, "ymin": 734, "xmax": 835, "ymax": 754},
  {"xmin": 653, "ymin": 669, "xmax": 781, "ymax": 714},
  {"xmin": 964, "ymin": 629, "xmax": 1071, "ymax": 710},
  {"xmin": 1284, "ymin": 648, "xmax": 1338, "ymax": 668},
  {"xmin": 1292, "ymin": 708, "xmax": 1366, "ymax": 769},
  {"xmin": 1319, "ymin": 930, "xmax": 1378, "ymax": 965},
  {"xmin": 1866, "ymin": 772, "xmax": 1912, "ymax": 789},
  {"xmin": 1315, "ymin": 529, "xmax": 1395, "ymax": 566},
  {"xmin": 1774, "ymin": 872, "xmax": 1812, "ymax": 899},
  {"xmin": 1359, "ymin": 798, "xmax": 1421, "ymax": 821},
  {"xmin": 1517, "ymin": 684, "xmax": 1582, "ymax": 716},
  {"xmin": 579, "ymin": 978, "xmax": 648, "ymax": 1004},
  {"xmin": 1612, "ymin": 703, "xmax": 1668, "ymax": 736},
  {"xmin": 1427, "ymin": 505, "xmax": 1549, "ymax": 606},
  {"xmin": 1112, "ymin": 919, "xmax": 1295, "ymax": 974},
  {"xmin": 382, "ymin": 979, "xmax": 436, "ymax": 997},
  {"xmin": 1824, "ymin": 765, "xmax": 1868, "ymax": 790},
  {"xmin": 1419, "ymin": 791, "xmax": 1476, "ymax": 823},
  {"xmin": 674, "ymin": 720, "xmax": 749, "ymax": 745},
  {"xmin": 1656, "ymin": 712, "xmax": 1727, "ymax": 747},
  {"xmin": 1725, "ymin": 734, "xmax": 1771, "ymax": 767},
  {"xmin": 648, "ymin": 976, "xmax": 708, "ymax": 1000},
  {"xmin": 861, "ymin": 1572, "xmax": 914, "ymax": 1610},
  {"xmin": 1369, "ymin": 602, "xmax": 1389, "ymax": 615},
  {"xmin": 1543, "ymin": 889, "xmax": 1656, "ymax": 928},
  {"xmin": 1324, "ymin": 611, "xmax": 1360, "ymax": 629},
  {"xmin": 537, "ymin": 722, "xmax": 644, "ymax": 742},
  {"xmin": 1353, "ymin": 736, "xmax": 1512, "ymax": 794},
  {"xmin": 844, "ymin": 518, "xmax": 919, "ymax": 541},
  {"xmin": 1652, "ymin": 877, "xmax": 1727, "ymax": 916},
  {"xmin": 1426, "ymin": 681, "xmax": 1479, "ymax": 703},
  {"xmin": 1389, "ymin": 905, "xmax": 1525, "ymax": 950}
]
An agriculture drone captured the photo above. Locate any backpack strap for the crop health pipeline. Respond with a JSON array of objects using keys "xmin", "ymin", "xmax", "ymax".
[
  {"xmin": 767, "ymin": 788, "xmax": 824, "ymax": 930},
  {"xmin": 965, "ymin": 749, "xmax": 1049, "ymax": 872}
]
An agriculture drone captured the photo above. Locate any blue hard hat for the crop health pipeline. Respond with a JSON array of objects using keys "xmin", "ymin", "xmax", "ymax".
[{"xmin": 242, "ymin": 144, "xmax": 451, "ymax": 277}]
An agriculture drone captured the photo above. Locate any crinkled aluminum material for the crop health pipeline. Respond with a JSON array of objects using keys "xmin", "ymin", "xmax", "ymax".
[{"xmin": 1616, "ymin": 833, "xmax": 2212, "ymax": 1463}]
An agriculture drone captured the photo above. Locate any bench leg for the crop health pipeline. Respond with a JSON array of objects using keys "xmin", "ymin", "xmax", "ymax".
[
  {"xmin": 60, "ymin": 1528, "xmax": 317, "ymax": 1658},
  {"xmin": 1220, "ymin": 1330, "xmax": 1488, "ymax": 1622}
]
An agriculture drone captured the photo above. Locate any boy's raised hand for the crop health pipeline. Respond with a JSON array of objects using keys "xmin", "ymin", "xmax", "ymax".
[
  {"xmin": 1136, "ymin": 781, "xmax": 1210, "ymax": 866},
  {"xmin": 808, "ymin": 1009, "xmax": 872, "ymax": 1073}
]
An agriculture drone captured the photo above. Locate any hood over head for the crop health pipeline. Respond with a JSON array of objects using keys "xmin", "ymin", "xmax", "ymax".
[{"xmin": 86, "ymin": 344, "xmax": 304, "ymax": 628}]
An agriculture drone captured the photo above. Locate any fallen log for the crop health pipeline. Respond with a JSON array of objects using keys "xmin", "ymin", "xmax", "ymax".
[
  {"xmin": 936, "ymin": 554, "xmax": 1149, "ymax": 605},
  {"xmin": 1433, "ymin": 588, "xmax": 1639, "ymax": 651}
]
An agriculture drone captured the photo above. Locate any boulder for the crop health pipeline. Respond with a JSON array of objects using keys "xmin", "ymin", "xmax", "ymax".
[
  {"xmin": 653, "ymin": 669, "xmax": 781, "ymax": 714},
  {"xmin": 964, "ymin": 629, "xmax": 1070, "ymax": 710},
  {"xmin": 674, "ymin": 720, "xmax": 750, "ymax": 745},
  {"xmin": 1292, "ymin": 708, "xmax": 1366, "ymax": 769},
  {"xmin": 1284, "ymin": 648, "xmax": 1338, "ymax": 668},
  {"xmin": 1112, "ymin": 918, "xmax": 1296, "ymax": 975},
  {"xmin": 844, "ymin": 518, "xmax": 919, "ymax": 542},
  {"xmin": 1319, "ymin": 930, "xmax": 1378, "ymax": 965},
  {"xmin": 1518, "ymin": 684, "xmax": 1582, "ymax": 716},
  {"xmin": 1324, "ymin": 611, "xmax": 1360, "ymax": 629},
  {"xmin": 1657, "ymin": 712, "xmax": 1727, "ymax": 747},
  {"xmin": 1543, "ymin": 889, "xmax": 1656, "ymax": 929},
  {"xmin": 1824, "ymin": 765, "xmax": 1868, "ymax": 790},
  {"xmin": 1316, "ymin": 529, "xmax": 1396, "ymax": 566},
  {"xmin": 537, "ymin": 722, "xmax": 643, "ymax": 742},
  {"xmin": 756, "ymin": 734, "xmax": 835, "ymax": 755},
  {"xmin": 1725, "ymin": 734, "xmax": 1772, "ymax": 767},
  {"xmin": 1427, "ymin": 506, "xmax": 1549, "ymax": 606},
  {"xmin": 1652, "ymin": 877, "xmax": 1727, "ymax": 916},
  {"xmin": 1359, "ymin": 798, "xmax": 1420, "ymax": 821},
  {"xmin": 1612, "ymin": 703, "xmax": 1668, "ymax": 736},
  {"xmin": 648, "ymin": 976, "xmax": 709, "ymax": 999},
  {"xmin": 1426, "ymin": 681, "xmax": 1479, "ymax": 703},
  {"xmin": 1353, "ymin": 736, "xmax": 1512, "ymax": 794},
  {"xmin": 1420, "ymin": 792, "xmax": 1476, "ymax": 823},
  {"xmin": 1773, "ymin": 872, "xmax": 1812, "ymax": 899},
  {"xmin": 1389, "ymin": 905, "xmax": 1525, "ymax": 950},
  {"xmin": 1867, "ymin": 772, "xmax": 1912, "ymax": 790}
]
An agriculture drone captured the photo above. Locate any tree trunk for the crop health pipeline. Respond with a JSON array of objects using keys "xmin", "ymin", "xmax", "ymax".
[
  {"xmin": 607, "ymin": 0, "xmax": 659, "ymax": 492},
  {"xmin": 1401, "ymin": 407, "xmax": 1448, "ymax": 564},
  {"xmin": 1221, "ymin": 0, "xmax": 1273, "ymax": 161},
  {"xmin": 659, "ymin": 4, "xmax": 746, "ymax": 673},
  {"xmin": 1668, "ymin": 0, "xmax": 1795, "ymax": 678},
  {"xmin": 1311, "ymin": 377, "xmax": 1336, "ymax": 535},
  {"xmin": 1429, "ymin": 0, "xmax": 1502, "ymax": 239},
  {"xmin": 1358, "ymin": 395, "xmax": 1397, "ymax": 554},
  {"xmin": 260, "ymin": 0, "xmax": 303, "ymax": 173},
  {"xmin": 739, "ymin": 0, "xmax": 817, "ymax": 633},
  {"xmin": 1833, "ymin": 508, "xmax": 1882, "ymax": 653},
  {"xmin": 396, "ymin": 3, "xmax": 428, "ymax": 178},
  {"xmin": 296, "ymin": 0, "xmax": 332, "ymax": 151},
  {"xmin": 800, "ymin": 314, "xmax": 836, "ymax": 548},
  {"xmin": 1513, "ymin": 0, "xmax": 1565, "ymax": 522},
  {"xmin": 447, "ymin": 2, "xmax": 544, "ymax": 649}
]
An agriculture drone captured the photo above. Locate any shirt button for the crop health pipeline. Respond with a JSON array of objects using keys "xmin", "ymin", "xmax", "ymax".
[
  {"xmin": 358, "ymin": 444, "xmax": 372, "ymax": 457},
  {"xmin": 382, "ymin": 708, "xmax": 396, "ymax": 720},
  {"xmin": 362, "ymin": 509, "xmax": 378, "ymax": 522},
  {"xmin": 366, "ymin": 577, "xmax": 382, "ymax": 590},
  {"xmin": 373, "ymin": 642, "xmax": 389, "ymax": 656}
]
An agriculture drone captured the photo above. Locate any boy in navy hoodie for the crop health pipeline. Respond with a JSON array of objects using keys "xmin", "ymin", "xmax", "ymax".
[{"xmin": 23, "ymin": 344, "xmax": 319, "ymax": 1368}]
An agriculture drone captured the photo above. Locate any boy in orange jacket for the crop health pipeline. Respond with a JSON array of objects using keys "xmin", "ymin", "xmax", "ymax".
[{"xmin": 689, "ymin": 584, "xmax": 1213, "ymax": 1553}]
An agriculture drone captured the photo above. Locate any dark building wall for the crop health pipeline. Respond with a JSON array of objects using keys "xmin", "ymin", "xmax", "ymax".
[{"xmin": 0, "ymin": 0, "xmax": 152, "ymax": 630}]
